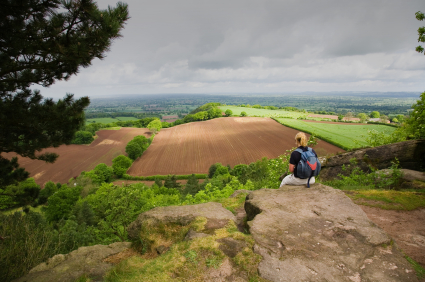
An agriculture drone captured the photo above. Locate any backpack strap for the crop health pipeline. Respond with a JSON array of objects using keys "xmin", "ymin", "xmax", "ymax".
[
  {"xmin": 306, "ymin": 147, "xmax": 314, "ymax": 188},
  {"xmin": 295, "ymin": 148, "xmax": 304, "ymax": 154},
  {"xmin": 306, "ymin": 170, "xmax": 314, "ymax": 188}
]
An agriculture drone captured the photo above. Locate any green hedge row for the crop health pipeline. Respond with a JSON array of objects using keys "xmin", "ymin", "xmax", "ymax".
[
  {"xmin": 271, "ymin": 118, "xmax": 351, "ymax": 151},
  {"xmin": 366, "ymin": 121, "xmax": 399, "ymax": 127},
  {"xmin": 122, "ymin": 174, "xmax": 207, "ymax": 181}
]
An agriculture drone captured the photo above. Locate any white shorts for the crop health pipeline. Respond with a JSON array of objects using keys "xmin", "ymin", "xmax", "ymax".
[{"xmin": 279, "ymin": 174, "xmax": 315, "ymax": 187}]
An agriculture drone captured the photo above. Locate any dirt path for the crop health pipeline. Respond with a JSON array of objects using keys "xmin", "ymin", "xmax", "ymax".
[{"xmin": 360, "ymin": 206, "xmax": 425, "ymax": 268}]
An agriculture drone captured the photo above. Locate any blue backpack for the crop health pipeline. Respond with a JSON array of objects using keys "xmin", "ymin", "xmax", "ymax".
[{"xmin": 295, "ymin": 147, "xmax": 321, "ymax": 188}]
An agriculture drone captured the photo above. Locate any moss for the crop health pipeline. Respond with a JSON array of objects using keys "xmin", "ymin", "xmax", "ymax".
[
  {"xmin": 106, "ymin": 218, "xmax": 265, "ymax": 281},
  {"xmin": 74, "ymin": 274, "xmax": 92, "ymax": 282},
  {"xmin": 216, "ymin": 192, "xmax": 248, "ymax": 214},
  {"xmin": 346, "ymin": 190, "xmax": 425, "ymax": 210}
]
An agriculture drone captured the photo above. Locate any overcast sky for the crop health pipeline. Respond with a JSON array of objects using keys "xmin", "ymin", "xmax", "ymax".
[{"xmin": 39, "ymin": 0, "xmax": 425, "ymax": 98}]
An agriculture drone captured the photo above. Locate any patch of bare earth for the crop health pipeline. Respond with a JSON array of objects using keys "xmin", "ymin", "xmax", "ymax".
[
  {"xmin": 2, "ymin": 128, "xmax": 150, "ymax": 186},
  {"xmin": 128, "ymin": 117, "xmax": 344, "ymax": 177},
  {"xmin": 360, "ymin": 206, "xmax": 425, "ymax": 268}
]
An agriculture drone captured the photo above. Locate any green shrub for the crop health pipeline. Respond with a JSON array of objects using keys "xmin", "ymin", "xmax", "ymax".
[
  {"xmin": 208, "ymin": 163, "xmax": 221, "ymax": 178},
  {"xmin": 84, "ymin": 163, "xmax": 113, "ymax": 184},
  {"xmin": 125, "ymin": 140, "xmax": 143, "ymax": 160},
  {"xmin": 147, "ymin": 119, "xmax": 162, "ymax": 134},
  {"xmin": 125, "ymin": 135, "xmax": 151, "ymax": 160},
  {"xmin": 164, "ymin": 175, "xmax": 181, "ymax": 189},
  {"xmin": 37, "ymin": 181, "xmax": 58, "ymax": 205},
  {"xmin": 71, "ymin": 131, "xmax": 94, "ymax": 144},
  {"xmin": 112, "ymin": 155, "xmax": 133, "ymax": 177},
  {"xmin": 154, "ymin": 177, "xmax": 163, "ymax": 187},
  {"xmin": 230, "ymin": 164, "xmax": 249, "ymax": 184},
  {"xmin": 213, "ymin": 165, "xmax": 229, "ymax": 177},
  {"xmin": 0, "ymin": 178, "xmax": 40, "ymax": 210},
  {"xmin": 133, "ymin": 135, "xmax": 150, "ymax": 151},
  {"xmin": 0, "ymin": 211, "xmax": 60, "ymax": 282},
  {"xmin": 184, "ymin": 174, "xmax": 200, "ymax": 195},
  {"xmin": 44, "ymin": 185, "xmax": 82, "ymax": 222}
]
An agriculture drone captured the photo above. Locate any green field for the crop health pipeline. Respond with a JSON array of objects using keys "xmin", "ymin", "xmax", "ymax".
[
  {"xmin": 115, "ymin": 117, "xmax": 139, "ymax": 121},
  {"xmin": 219, "ymin": 106, "xmax": 308, "ymax": 118},
  {"xmin": 275, "ymin": 118, "xmax": 396, "ymax": 150},
  {"xmin": 86, "ymin": 117, "xmax": 139, "ymax": 124}
]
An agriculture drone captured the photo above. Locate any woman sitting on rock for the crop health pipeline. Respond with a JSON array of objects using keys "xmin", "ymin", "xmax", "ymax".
[{"xmin": 280, "ymin": 132, "xmax": 318, "ymax": 187}]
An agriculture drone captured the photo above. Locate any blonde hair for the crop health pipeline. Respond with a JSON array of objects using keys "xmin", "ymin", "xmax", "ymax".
[{"xmin": 295, "ymin": 132, "xmax": 308, "ymax": 147}]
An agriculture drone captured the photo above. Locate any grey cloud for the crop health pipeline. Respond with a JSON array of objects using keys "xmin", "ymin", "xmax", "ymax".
[{"xmin": 34, "ymin": 0, "xmax": 425, "ymax": 97}]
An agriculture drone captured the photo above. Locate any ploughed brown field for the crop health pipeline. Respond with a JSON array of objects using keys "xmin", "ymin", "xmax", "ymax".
[
  {"xmin": 2, "ymin": 128, "xmax": 150, "ymax": 186},
  {"xmin": 128, "ymin": 117, "xmax": 344, "ymax": 177}
]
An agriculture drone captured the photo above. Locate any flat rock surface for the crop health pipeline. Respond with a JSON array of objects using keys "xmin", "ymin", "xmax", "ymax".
[
  {"xmin": 127, "ymin": 202, "xmax": 237, "ymax": 239},
  {"xmin": 13, "ymin": 242, "xmax": 131, "ymax": 282},
  {"xmin": 245, "ymin": 184, "xmax": 419, "ymax": 282},
  {"xmin": 360, "ymin": 206, "xmax": 425, "ymax": 268}
]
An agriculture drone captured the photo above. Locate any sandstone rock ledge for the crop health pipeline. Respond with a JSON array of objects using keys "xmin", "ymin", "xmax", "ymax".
[
  {"xmin": 245, "ymin": 184, "xmax": 419, "ymax": 282},
  {"xmin": 127, "ymin": 202, "xmax": 237, "ymax": 239},
  {"xmin": 13, "ymin": 242, "xmax": 131, "ymax": 282},
  {"xmin": 320, "ymin": 139, "xmax": 425, "ymax": 180}
]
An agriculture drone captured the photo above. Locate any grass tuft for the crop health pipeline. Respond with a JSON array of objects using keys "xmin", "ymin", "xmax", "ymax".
[{"xmin": 345, "ymin": 190, "xmax": 425, "ymax": 210}]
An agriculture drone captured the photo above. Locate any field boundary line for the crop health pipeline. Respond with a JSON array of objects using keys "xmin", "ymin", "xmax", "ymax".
[{"xmin": 271, "ymin": 117, "xmax": 352, "ymax": 151}]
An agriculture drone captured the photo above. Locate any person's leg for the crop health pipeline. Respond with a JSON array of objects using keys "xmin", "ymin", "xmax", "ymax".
[
  {"xmin": 280, "ymin": 175, "xmax": 315, "ymax": 187},
  {"xmin": 280, "ymin": 174, "xmax": 303, "ymax": 186}
]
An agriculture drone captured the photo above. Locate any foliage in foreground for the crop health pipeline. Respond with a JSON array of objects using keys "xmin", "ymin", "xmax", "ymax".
[
  {"xmin": 0, "ymin": 0, "xmax": 129, "ymax": 191},
  {"xmin": 105, "ymin": 220, "xmax": 265, "ymax": 282},
  {"xmin": 0, "ymin": 148, "xmax": 291, "ymax": 281}
]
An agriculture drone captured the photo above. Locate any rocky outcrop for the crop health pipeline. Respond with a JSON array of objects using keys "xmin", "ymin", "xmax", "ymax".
[
  {"xmin": 320, "ymin": 139, "xmax": 425, "ymax": 180},
  {"xmin": 13, "ymin": 242, "xmax": 131, "ymax": 282},
  {"xmin": 399, "ymin": 169, "xmax": 425, "ymax": 182},
  {"xmin": 127, "ymin": 202, "xmax": 237, "ymax": 239},
  {"xmin": 245, "ymin": 184, "xmax": 419, "ymax": 282}
]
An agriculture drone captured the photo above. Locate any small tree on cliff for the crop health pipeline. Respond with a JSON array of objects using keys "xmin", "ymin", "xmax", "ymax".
[{"xmin": 0, "ymin": 0, "xmax": 129, "ymax": 199}]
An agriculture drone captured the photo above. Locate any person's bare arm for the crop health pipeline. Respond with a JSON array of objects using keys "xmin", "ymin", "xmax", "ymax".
[{"xmin": 289, "ymin": 164, "xmax": 295, "ymax": 173}]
